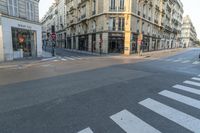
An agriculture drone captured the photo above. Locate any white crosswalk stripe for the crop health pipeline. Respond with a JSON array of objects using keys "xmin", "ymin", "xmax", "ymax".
[
  {"xmin": 192, "ymin": 61, "xmax": 200, "ymax": 65},
  {"xmin": 181, "ymin": 60, "xmax": 190, "ymax": 63},
  {"xmin": 191, "ymin": 77, "xmax": 200, "ymax": 82},
  {"xmin": 110, "ymin": 110, "xmax": 161, "ymax": 133},
  {"xmin": 139, "ymin": 98, "xmax": 200, "ymax": 133},
  {"xmin": 173, "ymin": 59, "xmax": 182, "ymax": 62},
  {"xmin": 78, "ymin": 127, "xmax": 93, "ymax": 133},
  {"xmin": 173, "ymin": 84, "xmax": 200, "ymax": 95},
  {"xmin": 159, "ymin": 90, "xmax": 200, "ymax": 109},
  {"xmin": 184, "ymin": 80, "xmax": 200, "ymax": 87}
]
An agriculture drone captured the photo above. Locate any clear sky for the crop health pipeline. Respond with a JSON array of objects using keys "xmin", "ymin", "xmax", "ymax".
[
  {"xmin": 39, "ymin": 0, "xmax": 54, "ymax": 20},
  {"xmin": 39, "ymin": 0, "xmax": 200, "ymax": 39}
]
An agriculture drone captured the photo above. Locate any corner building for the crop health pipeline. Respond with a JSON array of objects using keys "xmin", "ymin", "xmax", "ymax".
[
  {"xmin": 0, "ymin": 0, "xmax": 42, "ymax": 61},
  {"xmin": 42, "ymin": 0, "xmax": 183, "ymax": 54}
]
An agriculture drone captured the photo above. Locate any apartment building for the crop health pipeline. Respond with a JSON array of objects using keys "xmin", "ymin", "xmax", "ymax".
[
  {"xmin": 181, "ymin": 15, "xmax": 197, "ymax": 47},
  {"xmin": 0, "ymin": 0, "xmax": 42, "ymax": 61},
  {"xmin": 41, "ymin": 0, "xmax": 183, "ymax": 54}
]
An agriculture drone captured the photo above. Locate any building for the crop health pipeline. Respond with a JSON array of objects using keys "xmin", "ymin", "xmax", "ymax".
[
  {"xmin": 0, "ymin": 0, "xmax": 42, "ymax": 61},
  {"xmin": 181, "ymin": 15, "xmax": 197, "ymax": 47},
  {"xmin": 41, "ymin": 0, "xmax": 184, "ymax": 55}
]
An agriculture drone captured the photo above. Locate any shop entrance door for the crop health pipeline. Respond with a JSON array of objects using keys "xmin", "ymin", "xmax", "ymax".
[{"xmin": 109, "ymin": 38, "xmax": 124, "ymax": 53}]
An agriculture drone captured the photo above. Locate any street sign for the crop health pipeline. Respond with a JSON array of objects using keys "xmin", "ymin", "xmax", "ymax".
[{"xmin": 51, "ymin": 33, "xmax": 56, "ymax": 41}]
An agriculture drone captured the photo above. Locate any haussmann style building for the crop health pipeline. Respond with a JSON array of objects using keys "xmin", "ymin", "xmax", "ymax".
[
  {"xmin": 0, "ymin": 0, "xmax": 42, "ymax": 61},
  {"xmin": 181, "ymin": 15, "xmax": 197, "ymax": 48},
  {"xmin": 41, "ymin": 0, "xmax": 184, "ymax": 55}
]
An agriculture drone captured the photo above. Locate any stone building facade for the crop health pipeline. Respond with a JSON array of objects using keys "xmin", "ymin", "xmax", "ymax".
[
  {"xmin": 41, "ymin": 0, "xmax": 183, "ymax": 54},
  {"xmin": 0, "ymin": 0, "xmax": 42, "ymax": 61},
  {"xmin": 181, "ymin": 15, "xmax": 197, "ymax": 48}
]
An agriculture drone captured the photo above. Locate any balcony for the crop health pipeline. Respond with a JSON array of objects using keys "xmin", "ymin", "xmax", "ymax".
[
  {"xmin": 109, "ymin": 7, "xmax": 117, "ymax": 12},
  {"xmin": 118, "ymin": 6, "xmax": 125, "ymax": 12}
]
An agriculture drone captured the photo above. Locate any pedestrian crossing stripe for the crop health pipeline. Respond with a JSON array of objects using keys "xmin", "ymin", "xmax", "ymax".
[
  {"xmin": 173, "ymin": 84, "xmax": 200, "ymax": 95},
  {"xmin": 192, "ymin": 77, "xmax": 200, "ymax": 82},
  {"xmin": 173, "ymin": 59, "xmax": 182, "ymax": 62},
  {"xmin": 110, "ymin": 110, "xmax": 161, "ymax": 133},
  {"xmin": 159, "ymin": 90, "xmax": 200, "ymax": 109},
  {"xmin": 181, "ymin": 60, "xmax": 190, "ymax": 63},
  {"xmin": 184, "ymin": 80, "xmax": 200, "ymax": 87},
  {"xmin": 139, "ymin": 98, "xmax": 200, "ymax": 133},
  {"xmin": 78, "ymin": 127, "xmax": 93, "ymax": 133},
  {"xmin": 192, "ymin": 61, "xmax": 200, "ymax": 65}
]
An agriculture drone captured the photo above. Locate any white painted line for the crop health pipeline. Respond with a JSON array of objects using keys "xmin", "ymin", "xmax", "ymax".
[
  {"xmin": 139, "ymin": 98, "xmax": 200, "ymax": 133},
  {"xmin": 78, "ymin": 127, "xmax": 93, "ymax": 133},
  {"xmin": 159, "ymin": 90, "xmax": 200, "ymax": 109},
  {"xmin": 65, "ymin": 57, "xmax": 75, "ymax": 60},
  {"xmin": 53, "ymin": 60, "xmax": 59, "ymax": 62},
  {"xmin": 71, "ymin": 56, "xmax": 83, "ymax": 60},
  {"xmin": 192, "ymin": 77, "xmax": 200, "ymax": 82},
  {"xmin": 41, "ymin": 57, "xmax": 56, "ymax": 61},
  {"xmin": 173, "ymin": 84, "xmax": 200, "ymax": 95},
  {"xmin": 184, "ymin": 80, "xmax": 200, "ymax": 87},
  {"xmin": 110, "ymin": 110, "xmax": 161, "ymax": 133},
  {"xmin": 181, "ymin": 60, "xmax": 190, "ymax": 63},
  {"xmin": 173, "ymin": 59, "xmax": 181, "ymax": 62},
  {"xmin": 192, "ymin": 61, "xmax": 200, "ymax": 65},
  {"xmin": 61, "ymin": 58, "xmax": 67, "ymax": 61}
]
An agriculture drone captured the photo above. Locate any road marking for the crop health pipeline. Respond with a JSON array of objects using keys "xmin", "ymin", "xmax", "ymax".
[
  {"xmin": 61, "ymin": 58, "xmax": 67, "ymax": 61},
  {"xmin": 41, "ymin": 57, "xmax": 56, "ymax": 61},
  {"xmin": 70, "ymin": 56, "xmax": 83, "ymax": 60},
  {"xmin": 139, "ymin": 98, "xmax": 200, "ymax": 133},
  {"xmin": 192, "ymin": 77, "xmax": 200, "ymax": 82},
  {"xmin": 192, "ymin": 61, "xmax": 200, "ymax": 65},
  {"xmin": 181, "ymin": 60, "xmax": 190, "ymax": 63},
  {"xmin": 159, "ymin": 90, "xmax": 200, "ymax": 109},
  {"xmin": 110, "ymin": 110, "xmax": 161, "ymax": 133},
  {"xmin": 173, "ymin": 59, "xmax": 182, "ymax": 62},
  {"xmin": 53, "ymin": 60, "xmax": 59, "ymax": 62},
  {"xmin": 184, "ymin": 80, "xmax": 200, "ymax": 87},
  {"xmin": 78, "ymin": 127, "xmax": 93, "ymax": 133},
  {"xmin": 65, "ymin": 57, "xmax": 75, "ymax": 60},
  {"xmin": 173, "ymin": 84, "xmax": 200, "ymax": 95}
]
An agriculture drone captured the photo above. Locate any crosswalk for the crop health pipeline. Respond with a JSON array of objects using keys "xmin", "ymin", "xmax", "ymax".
[
  {"xmin": 78, "ymin": 75, "xmax": 200, "ymax": 133},
  {"xmin": 41, "ymin": 55, "xmax": 94, "ymax": 63},
  {"xmin": 162, "ymin": 58, "xmax": 200, "ymax": 65}
]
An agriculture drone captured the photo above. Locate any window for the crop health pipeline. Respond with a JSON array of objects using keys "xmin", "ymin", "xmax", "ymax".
[
  {"xmin": 92, "ymin": 0, "xmax": 96, "ymax": 15},
  {"xmin": 8, "ymin": 0, "xmax": 18, "ymax": 16},
  {"xmin": 119, "ymin": 0, "xmax": 124, "ymax": 10},
  {"xmin": 110, "ymin": 0, "xmax": 115, "ymax": 9},
  {"xmin": 109, "ymin": 17, "xmax": 116, "ymax": 31},
  {"xmin": 118, "ymin": 17, "xmax": 125, "ymax": 31},
  {"xmin": 26, "ymin": 1, "xmax": 35, "ymax": 21}
]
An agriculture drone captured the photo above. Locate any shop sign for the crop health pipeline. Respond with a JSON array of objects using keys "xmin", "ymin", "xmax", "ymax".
[{"xmin": 18, "ymin": 24, "xmax": 32, "ymax": 30}]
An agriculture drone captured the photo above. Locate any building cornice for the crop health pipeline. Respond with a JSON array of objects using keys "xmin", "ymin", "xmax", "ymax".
[{"xmin": 0, "ymin": 13, "xmax": 41, "ymax": 25}]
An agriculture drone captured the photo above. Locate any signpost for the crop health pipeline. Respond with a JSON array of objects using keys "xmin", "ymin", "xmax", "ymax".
[{"xmin": 51, "ymin": 33, "xmax": 56, "ymax": 56}]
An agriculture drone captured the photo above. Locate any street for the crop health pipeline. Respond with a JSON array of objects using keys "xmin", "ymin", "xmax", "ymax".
[{"xmin": 0, "ymin": 48, "xmax": 200, "ymax": 133}]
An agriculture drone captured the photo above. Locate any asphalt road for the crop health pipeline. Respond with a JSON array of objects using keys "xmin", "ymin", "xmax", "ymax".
[{"xmin": 0, "ymin": 48, "xmax": 200, "ymax": 133}]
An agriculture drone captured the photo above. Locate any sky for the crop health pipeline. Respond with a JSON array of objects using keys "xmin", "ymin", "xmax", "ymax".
[{"xmin": 39, "ymin": 0, "xmax": 200, "ymax": 39}]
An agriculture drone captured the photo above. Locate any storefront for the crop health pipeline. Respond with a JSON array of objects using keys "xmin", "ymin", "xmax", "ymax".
[
  {"xmin": 0, "ymin": 14, "xmax": 42, "ymax": 61},
  {"xmin": 78, "ymin": 35, "xmax": 88, "ymax": 51},
  {"xmin": 108, "ymin": 33, "xmax": 124, "ymax": 53}
]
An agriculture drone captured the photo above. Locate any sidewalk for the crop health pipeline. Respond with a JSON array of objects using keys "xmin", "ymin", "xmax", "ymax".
[{"xmin": 0, "ymin": 50, "xmax": 53, "ymax": 69}]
